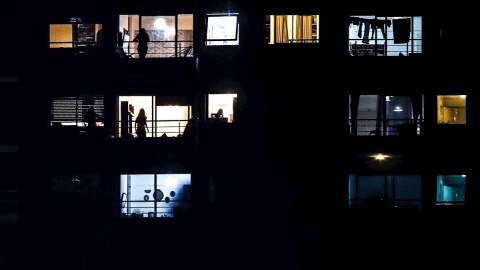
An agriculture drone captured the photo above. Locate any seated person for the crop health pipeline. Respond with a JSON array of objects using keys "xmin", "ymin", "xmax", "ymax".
[{"xmin": 215, "ymin": 108, "xmax": 224, "ymax": 118}]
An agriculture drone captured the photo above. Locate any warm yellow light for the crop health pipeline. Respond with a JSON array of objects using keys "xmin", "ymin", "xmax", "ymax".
[{"xmin": 372, "ymin": 153, "xmax": 389, "ymax": 160}]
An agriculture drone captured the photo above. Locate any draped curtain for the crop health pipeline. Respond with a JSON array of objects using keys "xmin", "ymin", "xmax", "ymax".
[
  {"xmin": 275, "ymin": 15, "xmax": 289, "ymax": 43},
  {"xmin": 295, "ymin": 15, "xmax": 312, "ymax": 42}
]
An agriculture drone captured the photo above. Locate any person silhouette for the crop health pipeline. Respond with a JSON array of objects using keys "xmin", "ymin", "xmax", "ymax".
[
  {"xmin": 135, "ymin": 108, "xmax": 149, "ymax": 137},
  {"xmin": 133, "ymin": 28, "xmax": 150, "ymax": 58},
  {"xmin": 215, "ymin": 108, "xmax": 224, "ymax": 118},
  {"xmin": 84, "ymin": 106, "xmax": 97, "ymax": 134}
]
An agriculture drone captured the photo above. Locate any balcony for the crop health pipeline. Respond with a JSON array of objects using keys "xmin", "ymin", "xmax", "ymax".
[{"xmin": 350, "ymin": 119, "xmax": 423, "ymax": 136}]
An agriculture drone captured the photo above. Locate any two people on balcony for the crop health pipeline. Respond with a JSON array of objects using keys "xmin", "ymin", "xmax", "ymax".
[
  {"xmin": 133, "ymin": 28, "xmax": 150, "ymax": 58},
  {"xmin": 135, "ymin": 108, "xmax": 149, "ymax": 138}
]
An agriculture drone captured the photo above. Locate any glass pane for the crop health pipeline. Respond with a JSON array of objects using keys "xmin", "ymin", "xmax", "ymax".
[
  {"xmin": 386, "ymin": 96, "xmax": 413, "ymax": 132},
  {"xmin": 139, "ymin": 16, "xmax": 175, "ymax": 57},
  {"xmin": 348, "ymin": 174, "xmax": 357, "ymax": 200},
  {"xmin": 178, "ymin": 14, "xmax": 194, "ymax": 56},
  {"xmin": 357, "ymin": 95, "xmax": 381, "ymax": 136},
  {"xmin": 178, "ymin": 14, "xmax": 193, "ymax": 41},
  {"xmin": 50, "ymin": 24, "xmax": 73, "ymax": 48},
  {"xmin": 437, "ymin": 95, "xmax": 467, "ymax": 124},
  {"xmin": 349, "ymin": 16, "xmax": 421, "ymax": 56},
  {"xmin": 120, "ymin": 174, "xmax": 155, "ymax": 217},
  {"xmin": 118, "ymin": 96, "xmax": 154, "ymax": 138},
  {"xmin": 119, "ymin": 14, "xmax": 140, "ymax": 57},
  {"xmin": 357, "ymin": 175, "xmax": 385, "ymax": 200},
  {"xmin": 394, "ymin": 175, "xmax": 421, "ymax": 199},
  {"xmin": 77, "ymin": 23, "xmax": 98, "ymax": 46},
  {"xmin": 266, "ymin": 15, "xmax": 319, "ymax": 44},
  {"xmin": 206, "ymin": 13, "xmax": 239, "ymax": 45},
  {"xmin": 208, "ymin": 94, "xmax": 237, "ymax": 123},
  {"xmin": 437, "ymin": 175, "xmax": 466, "ymax": 204},
  {"xmin": 207, "ymin": 16, "xmax": 237, "ymax": 39},
  {"xmin": 156, "ymin": 106, "xmax": 191, "ymax": 137},
  {"xmin": 155, "ymin": 174, "xmax": 191, "ymax": 217}
]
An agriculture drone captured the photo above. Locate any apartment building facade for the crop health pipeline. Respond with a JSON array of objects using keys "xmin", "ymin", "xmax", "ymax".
[{"xmin": 0, "ymin": 1, "xmax": 475, "ymax": 269}]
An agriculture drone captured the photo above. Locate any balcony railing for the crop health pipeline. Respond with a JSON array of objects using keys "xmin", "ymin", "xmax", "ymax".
[
  {"xmin": 115, "ymin": 119, "xmax": 197, "ymax": 138},
  {"xmin": 50, "ymin": 40, "xmax": 194, "ymax": 58},
  {"xmin": 50, "ymin": 119, "xmax": 195, "ymax": 139},
  {"xmin": 349, "ymin": 119, "xmax": 424, "ymax": 136},
  {"xmin": 348, "ymin": 198, "xmax": 422, "ymax": 210},
  {"xmin": 119, "ymin": 41, "xmax": 194, "ymax": 58}
]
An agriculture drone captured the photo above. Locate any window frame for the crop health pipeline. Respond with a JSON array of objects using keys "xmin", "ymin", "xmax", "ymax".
[
  {"xmin": 205, "ymin": 12, "xmax": 240, "ymax": 46},
  {"xmin": 50, "ymin": 95, "xmax": 105, "ymax": 129},
  {"xmin": 436, "ymin": 175, "xmax": 466, "ymax": 206},
  {"xmin": 119, "ymin": 173, "xmax": 192, "ymax": 218},
  {"xmin": 118, "ymin": 14, "xmax": 194, "ymax": 58},
  {"xmin": 207, "ymin": 93, "xmax": 238, "ymax": 123},
  {"xmin": 437, "ymin": 95, "xmax": 467, "ymax": 125},
  {"xmin": 117, "ymin": 95, "xmax": 192, "ymax": 138},
  {"xmin": 348, "ymin": 15, "xmax": 422, "ymax": 56},
  {"xmin": 264, "ymin": 15, "xmax": 320, "ymax": 44},
  {"xmin": 349, "ymin": 94, "xmax": 424, "ymax": 136},
  {"xmin": 348, "ymin": 174, "xmax": 423, "ymax": 211},
  {"xmin": 49, "ymin": 17, "xmax": 103, "ymax": 51}
]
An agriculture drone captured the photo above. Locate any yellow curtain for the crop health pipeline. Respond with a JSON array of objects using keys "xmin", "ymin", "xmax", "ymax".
[
  {"xmin": 275, "ymin": 15, "xmax": 289, "ymax": 43},
  {"xmin": 295, "ymin": 15, "xmax": 313, "ymax": 42}
]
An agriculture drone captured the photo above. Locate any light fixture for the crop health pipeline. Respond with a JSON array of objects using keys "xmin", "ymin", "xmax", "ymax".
[
  {"xmin": 372, "ymin": 153, "xmax": 389, "ymax": 161},
  {"xmin": 154, "ymin": 18, "xmax": 167, "ymax": 30},
  {"xmin": 393, "ymin": 106, "xmax": 403, "ymax": 112}
]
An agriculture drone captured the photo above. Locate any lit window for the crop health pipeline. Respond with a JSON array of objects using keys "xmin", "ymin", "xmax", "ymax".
[
  {"xmin": 265, "ymin": 15, "xmax": 319, "ymax": 44},
  {"xmin": 49, "ymin": 19, "xmax": 103, "ymax": 50},
  {"xmin": 348, "ymin": 174, "xmax": 422, "ymax": 210},
  {"xmin": 120, "ymin": 174, "xmax": 191, "ymax": 218},
  {"xmin": 50, "ymin": 24, "xmax": 73, "ymax": 48},
  {"xmin": 437, "ymin": 95, "xmax": 466, "ymax": 124},
  {"xmin": 206, "ymin": 13, "xmax": 239, "ymax": 46},
  {"xmin": 118, "ymin": 95, "xmax": 192, "ymax": 138},
  {"xmin": 349, "ymin": 94, "xmax": 423, "ymax": 136},
  {"xmin": 436, "ymin": 175, "xmax": 466, "ymax": 205},
  {"xmin": 348, "ymin": 15, "xmax": 422, "ymax": 56},
  {"xmin": 50, "ymin": 95, "xmax": 104, "ymax": 128},
  {"xmin": 118, "ymin": 14, "xmax": 193, "ymax": 58},
  {"xmin": 208, "ymin": 94, "xmax": 237, "ymax": 123}
]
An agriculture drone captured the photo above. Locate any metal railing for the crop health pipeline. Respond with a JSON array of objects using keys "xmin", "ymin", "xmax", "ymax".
[
  {"xmin": 349, "ymin": 119, "xmax": 423, "ymax": 136},
  {"xmin": 50, "ymin": 40, "xmax": 194, "ymax": 58},
  {"xmin": 121, "ymin": 41, "xmax": 194, "ymax": 58},
  {"xmin": 116, "ymin": 119, "xmax": 191, "ymax": 138},
  {"xmin": 50, "ymin": 119, "xmax": 194, "ymax": 139},
  {"xmin": 348, "ymin": 198, "xmax": 422, "ymax": 210}
]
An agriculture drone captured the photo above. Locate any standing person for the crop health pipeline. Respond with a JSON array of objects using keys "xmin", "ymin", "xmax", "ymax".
[
  {"xmin": 84, "ymin": 106, "xmax": 97, "ymax": 134},
  {"xmin": 135, "ymin": 108, "xmax": 149, "ymax": 138},
  {"xmin": 133, "ymin": 28, "xmax": 150, "ymax": 58}
]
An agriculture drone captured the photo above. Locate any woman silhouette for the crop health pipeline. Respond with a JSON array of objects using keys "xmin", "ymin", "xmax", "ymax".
[
  {"xmin": 133, "ymin": 28, "xmax": 150, "ymax": 58},
  {"xmin": 135, "ymin": 108, "xmax": 149, "ymax": 137}
]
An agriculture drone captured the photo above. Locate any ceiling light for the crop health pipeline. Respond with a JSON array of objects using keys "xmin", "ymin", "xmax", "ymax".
[{"xmin": 372, "ymin": 153, "xmax": 389, "ymax": 161}]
